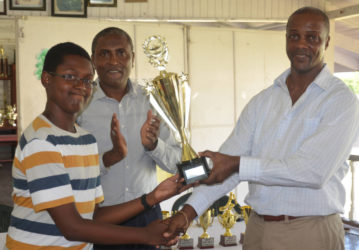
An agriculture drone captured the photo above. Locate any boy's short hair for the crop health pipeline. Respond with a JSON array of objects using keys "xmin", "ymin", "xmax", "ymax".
[{"xmin": 42, "ymin": 42, "xmax": 92, "ymax": 73}]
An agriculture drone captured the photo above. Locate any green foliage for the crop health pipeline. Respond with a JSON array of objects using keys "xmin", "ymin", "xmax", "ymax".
[
  {"xmin": 337, "ymin": 72, "xmax": 359, "ymax": 94},
  {"xmin": 34, "ymin": 49, "xmax": 48, "ymax": 80}
]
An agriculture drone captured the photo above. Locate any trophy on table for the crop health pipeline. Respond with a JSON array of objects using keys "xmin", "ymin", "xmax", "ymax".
[
  {"xmin": 178, "ymin": 220, "xmax": 194, "ymax": 249},
  {"xmin": 239, "ymin": 205, "xmax": 252, "ymax": 245},
  {"xmin": 218, "ymin": 192, "xmax": 240, "ymax": 247},
  {"xmin": 198, "ymin": 208, "xmax": 215, "ymax": 249},
  {"xmin": 142, "ymin": 36, "xmax": 210, "ymax": 185}
]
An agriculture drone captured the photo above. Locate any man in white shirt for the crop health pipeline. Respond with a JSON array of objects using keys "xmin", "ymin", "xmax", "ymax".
[{"xmin": 164, "ymin": 6, "xmax": 359, "ymax": 250}]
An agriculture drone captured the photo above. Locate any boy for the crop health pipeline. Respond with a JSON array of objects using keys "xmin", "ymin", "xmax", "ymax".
[{"xmin": 6, "ymin": 42, "xmax": 185, "ymax": 249}]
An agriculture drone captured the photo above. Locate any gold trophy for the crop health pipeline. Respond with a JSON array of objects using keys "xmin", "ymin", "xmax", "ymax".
[
  {"xmin": 239, "ymin": 205, "xmax": 251, "ymax": 245},
  {"xmin": 143, "ymin": 36, "xmax": 210, "ymax": 185},
  {"xmin": 178, "ymin": 220, "xmax": 194, "ymax": 249},
  {"xmin": 6, "ymin": 104, "xmax": 17, "ymax": 127},
  {"xmin": 198, "ymin": 209, "xmax": 215, "ymax": 249},
  {"xmin": 218, "ymin": 192, "xmax": 240, "ymax": 247},
  {"xmin": 0, "ymin": 110, "xmax": 5, "ymax": 127}
]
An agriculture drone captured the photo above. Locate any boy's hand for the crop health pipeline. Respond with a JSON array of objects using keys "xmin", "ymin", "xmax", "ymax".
[{"xmin": 147, "ymin": 174, "xmax": 196, "ymax": 206}]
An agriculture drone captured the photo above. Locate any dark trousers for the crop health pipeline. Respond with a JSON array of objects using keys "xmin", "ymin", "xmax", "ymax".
[{"xmin": 94, "ymin": 204, "xmax": 162, "ymax": 250}]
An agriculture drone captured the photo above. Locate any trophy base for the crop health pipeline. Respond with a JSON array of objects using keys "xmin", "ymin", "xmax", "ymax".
[
  {"xmin": 177, "ymin": 157, "xmax": 210, "ymax": 185},
  {"xmin": 239, "ymin": 232, "xmax": 245, "ymax": 244},
  {"xmin": 178, "ymin": 238, "xmax": 194, "ymax": 249},
  {"xmin": 197, "ymin": 237, "xmax": 214, "ymax": 249},
  {"xmin": 219, "ymin": 235, "xmax": 237, "ymax": 247},
  {"xmin": 159, "ymin": 245, "xmax": 172, "ymax": 250}
]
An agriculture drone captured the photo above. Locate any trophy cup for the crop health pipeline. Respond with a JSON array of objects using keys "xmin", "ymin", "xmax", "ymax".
[
  {"xmin": 198, "ymin": 209, "xmax": 215, "ymax": 249},
  {"xmin": 218, "ymin": 192, "xmax": 240, "ymax": 247},
  {"xmin": 143, "ymin": 36, "xmax": 210, "ymax": 185},
  {"xmin": 239, "ymin": 205, "xmax": 251, "ymax": 245},
  {"xmin": 6, "ymin": 104, "xmax": 17, "ymax": 127}
]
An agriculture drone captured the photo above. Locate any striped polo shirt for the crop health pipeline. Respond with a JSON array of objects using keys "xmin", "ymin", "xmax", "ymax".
[{"xmin": 6, "ymin": 115, "xmax": 104, "ymax": 249}]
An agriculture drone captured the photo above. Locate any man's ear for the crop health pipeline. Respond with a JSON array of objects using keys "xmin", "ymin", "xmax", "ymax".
[
  {"xmin": 132, "ymin": 51, "xmax": 135, "ymax": 68},
  {"xmin": 325, "ymin": 35, "xmax": 330, "ymax": 50},
  {"xmin": 41, "ymin": 71, "xmax": 50, "ymax": 88}
]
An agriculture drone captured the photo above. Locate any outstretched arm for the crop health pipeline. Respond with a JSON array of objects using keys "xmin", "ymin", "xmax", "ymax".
[
  {"xmin": 93, "ymin": 173, "xmax": 193, "ymax": 224},
  {"xmin": 48, "ymin": 203, "xmax": 174, "ymax": 246}
]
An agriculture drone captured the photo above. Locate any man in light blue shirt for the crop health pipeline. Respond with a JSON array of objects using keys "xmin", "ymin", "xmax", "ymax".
[
  {"xmin": 164, "ymin": 7, "xmax": 359, "ymax": 250},
  {"xmin": 77, "ymin": 27, "xmax": 181, "ymax": 250}
]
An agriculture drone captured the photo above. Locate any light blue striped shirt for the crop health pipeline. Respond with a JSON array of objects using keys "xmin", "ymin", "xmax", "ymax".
[
  {"xmin": 77, "ymin": 80, "xmax": 181, "ymax": 206},
  {"xmin": 187, "ymin": 65, "xmax": 359, "ymax": 217}
]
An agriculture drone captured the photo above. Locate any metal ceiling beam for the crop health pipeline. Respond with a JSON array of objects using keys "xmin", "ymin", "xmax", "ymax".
[
  {"xmin": 334, "ymin": 33, "xmax": 359, "ymax": 55},
  {"xmin": 327, "ymin": 4, "xmax": 359, "ymax": 20}
]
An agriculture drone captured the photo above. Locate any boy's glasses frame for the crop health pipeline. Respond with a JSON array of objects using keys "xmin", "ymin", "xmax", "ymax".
[{"xmin": 47, "ymin": 71, "xmax": 97, "ymax": 89}]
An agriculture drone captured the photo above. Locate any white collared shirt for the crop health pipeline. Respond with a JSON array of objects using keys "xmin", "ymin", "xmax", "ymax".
[{"xmin": 187, "ymin": 65, "xmax": 359, "ymax": 217}]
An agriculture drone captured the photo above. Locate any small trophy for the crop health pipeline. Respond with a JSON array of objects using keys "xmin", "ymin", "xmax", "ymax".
[
  {"xmin": 218, "ymin": 192, "xmax": 240, "ymax": 247},
  {"xmin": 198, "ymin": 209, "xmax": 215, "ymax": 249},
  {"xmin": 0, "ymin": 110, "xmax": 5, "ymax": 127},
  {"xmin": 178, "ymin": 221, "xmax": 194, "ymax": 249},
  {"xmin": 6, "ymin": 104, "xmax": 17, "ymax": 127},
  {"xmin": 143, "ymin": 36, "xmax": 210, "ymax": 185},
  {"xmin": 239, "ymin": 205, "xmax": 251, "ymax": 245}
]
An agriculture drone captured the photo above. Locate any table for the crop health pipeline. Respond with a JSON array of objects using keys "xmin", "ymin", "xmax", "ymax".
[{"xmin": 0, "ymin": 221, "xmax": 246, "ymax": 249}]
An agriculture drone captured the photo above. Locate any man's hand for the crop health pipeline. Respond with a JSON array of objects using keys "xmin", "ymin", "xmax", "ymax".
[
  {"xmin": 142, "ymin": 219, "xmax": 179, "ymax": 247},
  {"xmin": 199, "ymin": 150, "xmax": 240, "ymax": 185},
  {"xmin": 163, "ymin": 205, "xmax": 197, "ymax": 240},
  {"xmin": 103, "ymin": 113, "xmax": 128, "ymax": 167},
  {"xmin": 146, "ymin": 174, "xmax": 195, "ymax": 206},
  {"xmin": 141, "ymin": 110, "xmax": 160, "ymax": 151}
]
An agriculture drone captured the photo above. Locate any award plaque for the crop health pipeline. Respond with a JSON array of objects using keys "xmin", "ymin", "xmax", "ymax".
[
  {"xmin": 143, "ymin": 36, "xmax": 210, "ymax": 185},
  {"xmin": 218, "ymin": 192, "xmax": 240, "ymax": 247},
  {"xmin": 198, "ymin": 209, "xmax": 215, "ymax": 249}
]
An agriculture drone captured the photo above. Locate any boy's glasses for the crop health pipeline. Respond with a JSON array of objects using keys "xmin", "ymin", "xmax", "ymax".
[{"xmin": 47, "ymin": 72, "xmax": 97, "ymax": 89}]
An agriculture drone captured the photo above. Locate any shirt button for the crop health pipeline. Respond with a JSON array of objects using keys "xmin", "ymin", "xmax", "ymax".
[
  {"xmin": 126, "ymin": 166, "xmax": 129, "ymax": 169},
  {"xmin": 125, "ymin": 188, "xmax": 129, "ymax": 192}
]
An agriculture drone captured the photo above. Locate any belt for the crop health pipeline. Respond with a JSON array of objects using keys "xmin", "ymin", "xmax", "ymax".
[{"xmin": 259, "ymin": 214, "xmax": 301, "ymax": 222}]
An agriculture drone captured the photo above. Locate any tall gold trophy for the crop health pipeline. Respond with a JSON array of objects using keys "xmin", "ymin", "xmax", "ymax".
[
  {"xmin": 143, "ymin": 36, "xmax": 210, "ymax": 185},
  {"xmin": 218, "ymin": 192, "xmax": 240, "ymax": 247}
]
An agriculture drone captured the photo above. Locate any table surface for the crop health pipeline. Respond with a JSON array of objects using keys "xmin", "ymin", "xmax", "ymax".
[{"xmin": 0, "ymin": 221, "xmax": 246, "ymax": 250}]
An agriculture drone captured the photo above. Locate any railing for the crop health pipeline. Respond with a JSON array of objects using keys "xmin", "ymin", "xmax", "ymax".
[{"xmin": 343, "ymin": 155, "xmax": 359, "ymax": 228}]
